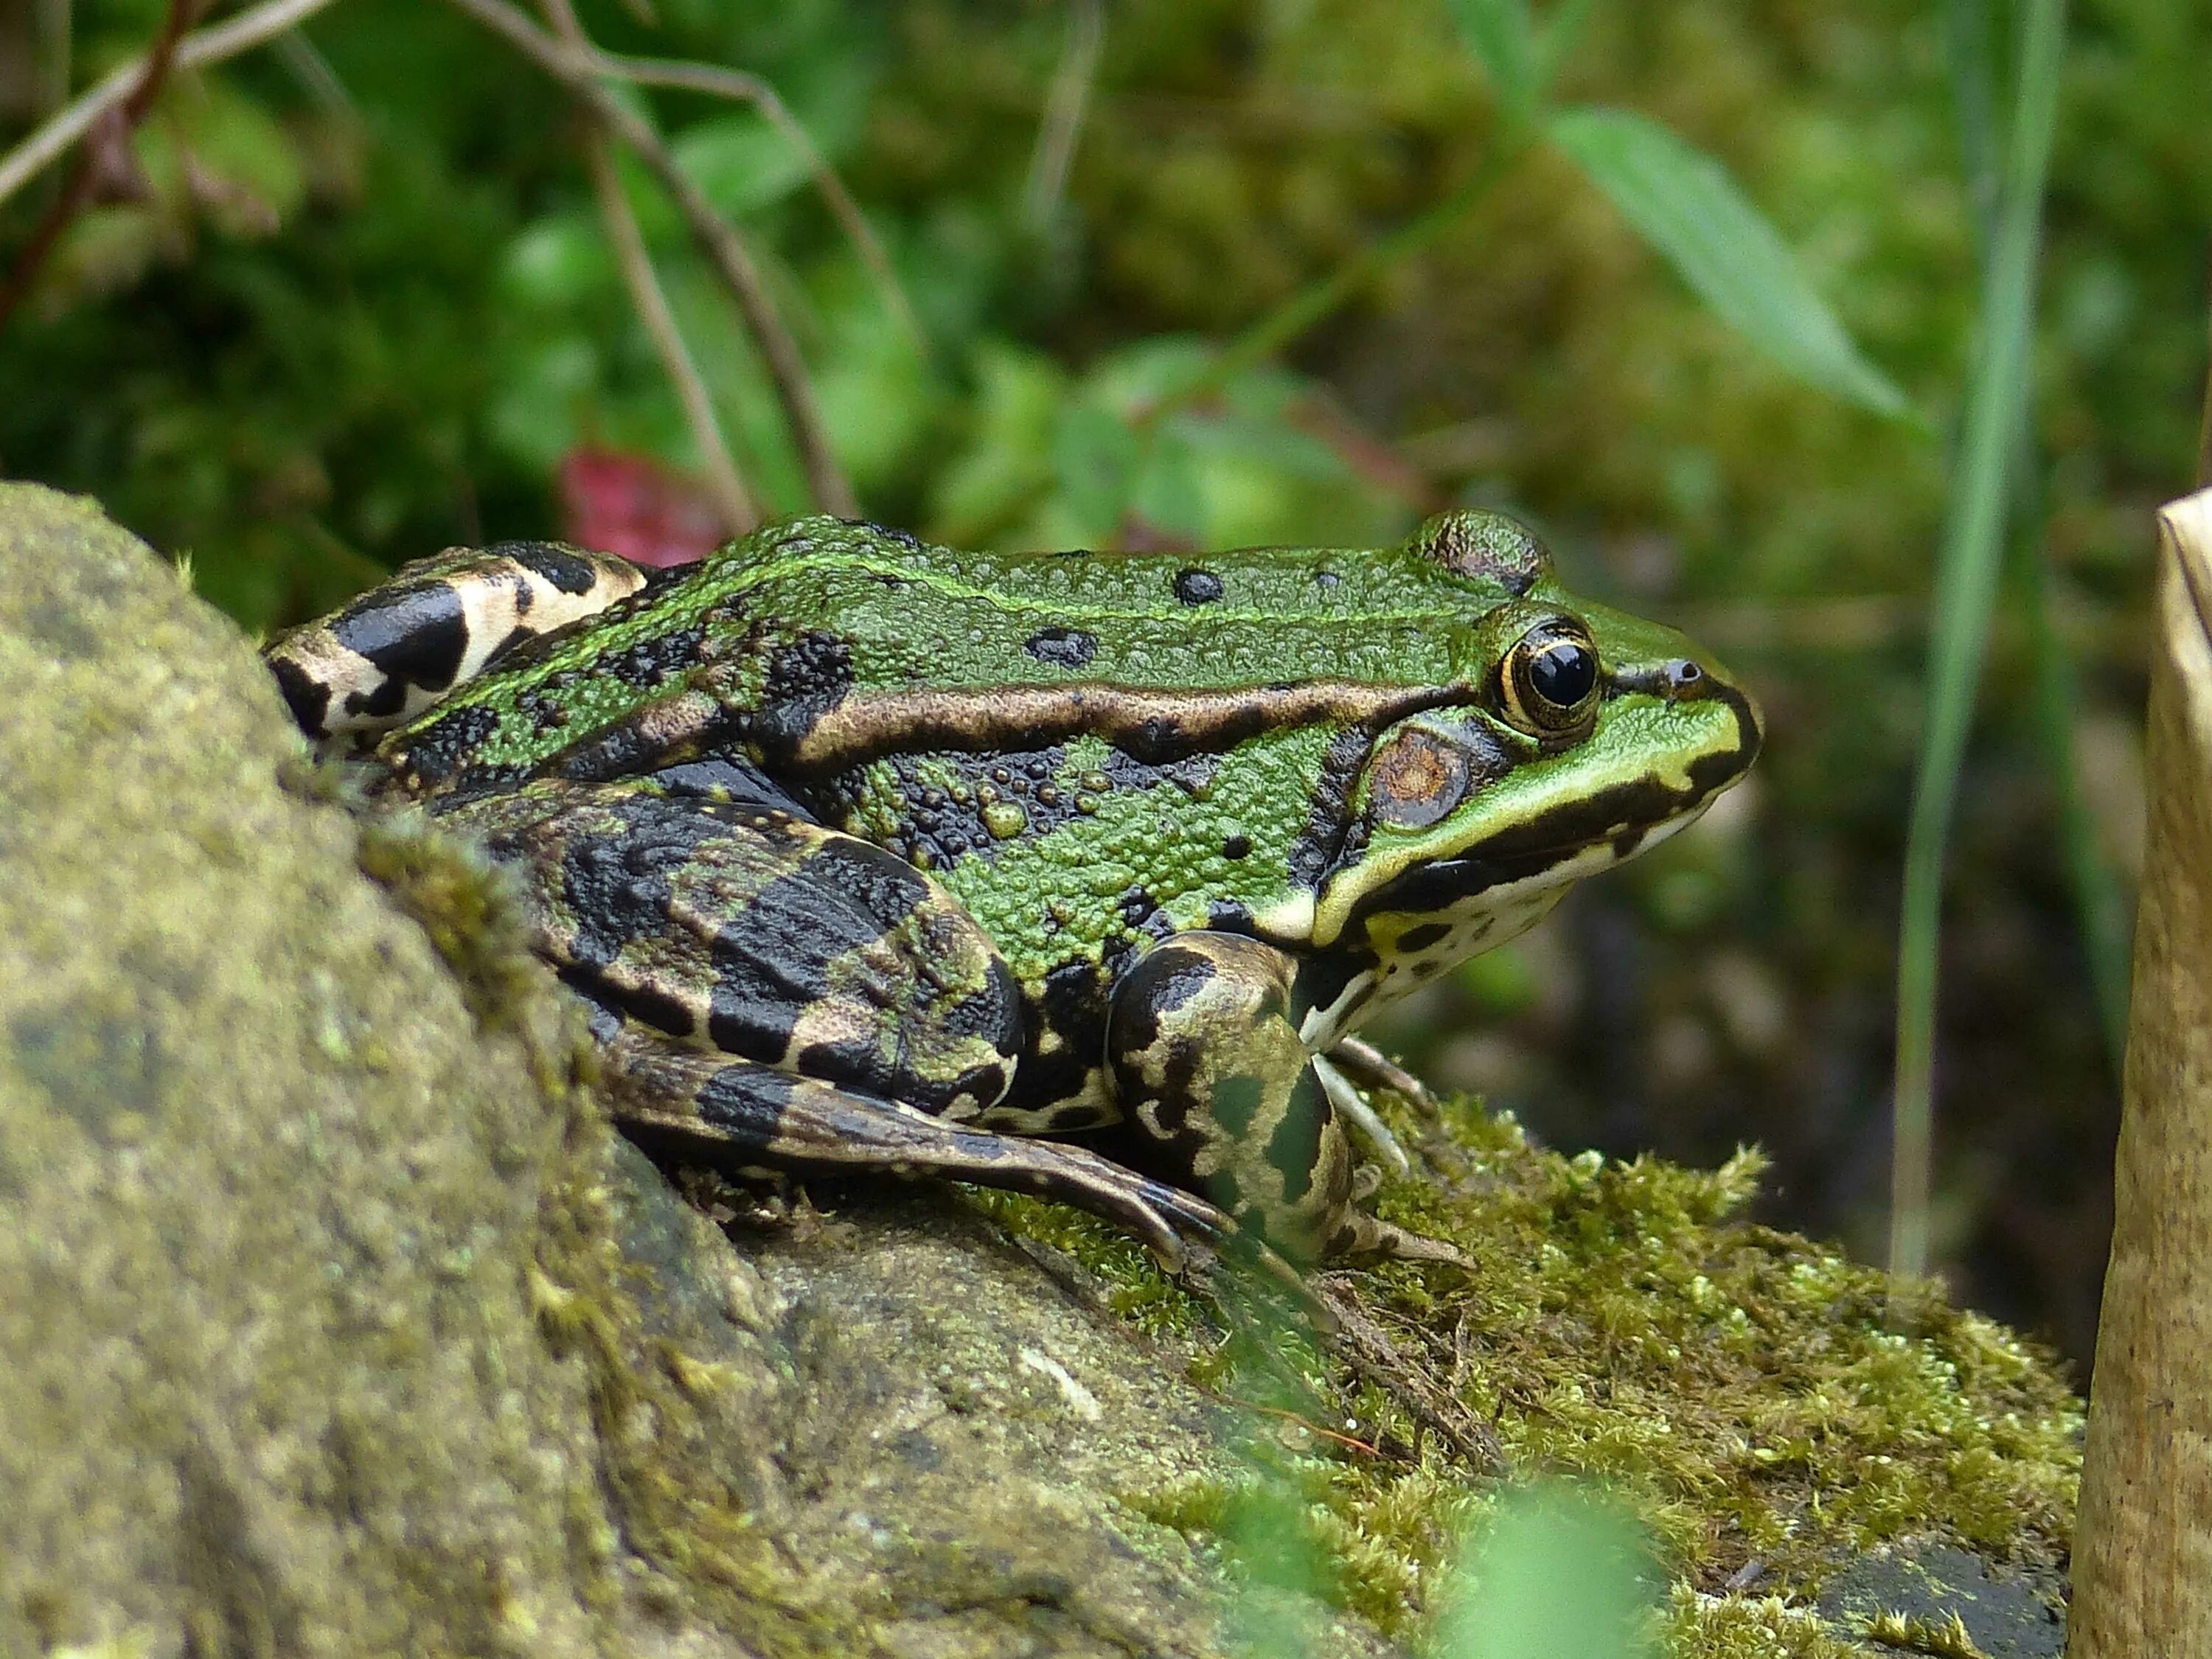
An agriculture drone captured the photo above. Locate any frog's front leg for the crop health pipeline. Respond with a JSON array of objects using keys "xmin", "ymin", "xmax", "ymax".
[{"xmin": 1107, "ymin": 932, "xmax": 1456, "ymax": 1265}]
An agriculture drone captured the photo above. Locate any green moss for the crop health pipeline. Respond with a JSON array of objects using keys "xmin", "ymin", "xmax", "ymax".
[{"xmin": 984, "ymin": 1091, "xmax": 2078, "ymax": 1651}]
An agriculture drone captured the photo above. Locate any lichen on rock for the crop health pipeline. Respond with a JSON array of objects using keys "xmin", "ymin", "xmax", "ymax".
[{"xmin": 0, "ymin": 483, "xmax": 2078, "ymax": 1658}]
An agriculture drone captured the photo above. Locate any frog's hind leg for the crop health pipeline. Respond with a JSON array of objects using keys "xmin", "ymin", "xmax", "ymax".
[
  {"xmin": 601, "ymin": 1028, "xmax": 1280, "ymax": 1281},
  {"xmin": 264, "ymin": 540, "xmax": 648, "ymax": 742}
]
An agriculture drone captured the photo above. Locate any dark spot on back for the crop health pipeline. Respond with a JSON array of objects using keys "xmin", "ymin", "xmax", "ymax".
[
  {"xmin": 1221, "ymin": 834, "xmax": 1252, "ymax": 860},
  {"xmin": 1173, "ymin": 568, "xmax": 1225, "ymax": 605},
  {"xmin": 392, "ymin": 703, "xmax": 503, "ymax": 790},
  {"xmin": 600, "ymin": 624, "xmax": 706, "ymax": 689},
  {"xmin": 1266, "ymin": 1071, "xmax": 1329, "ymax": 1202},
  {"xmin": 1397, "ymin": 922, "xmax": 1451, "ymax": 953},
  {"xmin": 1023, "ymin": 626, "xmax": 1098, "ymax": 669},
  {"xmin": 754, "ymin": 630, "xmax": 856, "ymax": 753},
  {"xmin": 1211, "ymin": 1074, "xmax": 1265, "ymax": 1136}
]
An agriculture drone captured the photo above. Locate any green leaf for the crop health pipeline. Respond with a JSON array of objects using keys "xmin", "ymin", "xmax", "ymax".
[
  {"xmin": 1445, "ymin": 0, "xmax": 1540, "ymax": 115},
  {"xmin": 1548, "ymin": 105, "xmax": 1912, "ymax": 419},
  {"xmin": 1439, "ymin": 1485, "xmax": 1659, "ymax": 1659},
  {"xmin": 1052, "ymin": 404, "xmax": 1143, "ymax": 543},
  {"xmin": 674, "ymin": 113, "xmax": 815, "ymax": 220}
]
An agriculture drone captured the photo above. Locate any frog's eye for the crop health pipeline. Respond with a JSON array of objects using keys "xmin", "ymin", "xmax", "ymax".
[{"xmin": 1498, "ymin": 619, "xmax": 1601, "ymax": 735}]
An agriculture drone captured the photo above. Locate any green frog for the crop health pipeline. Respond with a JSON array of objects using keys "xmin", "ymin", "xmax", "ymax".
[{"xmin": 265, "ymin": 511, "xmax": 1759, "ymax": 1275}]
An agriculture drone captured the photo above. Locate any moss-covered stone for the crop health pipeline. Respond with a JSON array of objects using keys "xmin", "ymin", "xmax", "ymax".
[{"xmin": 0, "ymin": 483, "xmax": 2079, "ymax": 1657}]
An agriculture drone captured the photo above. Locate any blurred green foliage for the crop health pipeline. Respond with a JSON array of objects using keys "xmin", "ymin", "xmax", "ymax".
[{"xmin": 3, "ymin": 0, "xmax": 2208, "ymax": 1363}]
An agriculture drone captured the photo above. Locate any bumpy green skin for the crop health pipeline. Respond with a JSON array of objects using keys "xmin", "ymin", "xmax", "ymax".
[{"xmin": 271, "ymin": 510, "xmax": 1759, "ymax": 1264}]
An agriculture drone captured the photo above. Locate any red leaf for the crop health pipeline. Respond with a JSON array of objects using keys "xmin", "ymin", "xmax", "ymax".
[{"xmin": 557, "ymin": 447, "xmax": 728, "ymax": 568}]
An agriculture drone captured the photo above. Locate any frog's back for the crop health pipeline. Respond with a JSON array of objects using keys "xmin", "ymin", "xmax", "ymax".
[
  {"xmin": 376, "ymin": 516, "xmax": 1509, "ymax": 803},
  {"xmin": 729, "ymin": 518, "xmax": 1488, "ymax": 698}
]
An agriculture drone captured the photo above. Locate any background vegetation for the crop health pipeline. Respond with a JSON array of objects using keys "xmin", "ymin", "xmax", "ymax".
[{"xmin": 3, "ymin": 0, "xmax": 2207, "ymax": 1371}]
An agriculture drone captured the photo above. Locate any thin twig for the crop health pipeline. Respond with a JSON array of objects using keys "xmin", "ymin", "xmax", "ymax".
[
  {"xmin": 0, "ymin": 0, "xmax": 193, "ymax": 329},
  {"xmin": 0, "ymin": 0, "xmax": 342, "ymax": 211},
  {"xmin": 437, "ymin": 0, "xmax": 856, "ymax": 517},
  {"xmin": 539, "ymin": 0, "xmax": 757, "ymax": 532},
  {"xmin": 585, "ymin": 50, "xmax": 920, "ymax": 349},
  {"xmin": 581, "ymin": 137, "xmax": 759, "ymax": 535},
  {"xmin": 1022, "ymin": 0, "xmax": 1103, "ymax": 229}
]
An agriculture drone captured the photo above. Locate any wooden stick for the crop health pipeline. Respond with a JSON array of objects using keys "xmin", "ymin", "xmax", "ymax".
[
  {"xmin": 439, "ymin": 0, "xmax": 857, "ymax": 517},
  {"xmin": 2067, "ymin": 487, "xmax": 2212, "ymax": 1658}
]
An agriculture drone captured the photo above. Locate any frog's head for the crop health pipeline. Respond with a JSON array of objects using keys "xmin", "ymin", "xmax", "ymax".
[{"xmin": 1307, "ymin": 510, "xmax": 1762, "ymax": 978}]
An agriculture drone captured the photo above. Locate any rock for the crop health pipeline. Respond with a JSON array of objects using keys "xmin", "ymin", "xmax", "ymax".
[
  {"xmin": 1816, "ymin": 1542, "xmax": 2065, "ymax": 1658},
  {"xmin": 0, "ymin": 484, "xmax": 2083, "ymax": 1658}
]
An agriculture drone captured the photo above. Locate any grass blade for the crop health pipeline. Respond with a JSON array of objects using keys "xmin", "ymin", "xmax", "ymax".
[
  {"xmin": 1548, "ymin": 105, "xmax": 1912, "ymax": 420},
  {"xmin": 1890, "ymin": 0, "xmax": 2068, "ymax": 1281},
  {"xmin": 1445, "ymin": 0, "xmax": 1540, "ymax": 117}
]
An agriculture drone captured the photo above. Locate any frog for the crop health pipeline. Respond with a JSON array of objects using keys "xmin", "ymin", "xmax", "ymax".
[{"xmin": 265, "ymin": 510, "xmax": 1760, "ymax": 1279}]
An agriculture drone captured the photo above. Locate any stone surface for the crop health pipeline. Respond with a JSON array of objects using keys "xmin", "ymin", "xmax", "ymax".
[{"xmin": 1818, "ymin": 1542, "xmax": 2066, "ymax": 1658}]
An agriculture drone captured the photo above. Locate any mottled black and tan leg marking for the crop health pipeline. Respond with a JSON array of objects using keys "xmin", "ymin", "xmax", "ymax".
[
  {"xmin": 1107, "ymin": 932, "xmax": 1454, "ymax": 1265},
  {"xmin": 444, "ymin": 779, "xmax": 1024, "ymax": 1119},
  {"xmin": 598, "ymin": 1028, "xmax": 1312, "ymax": 1295},
  {"xmin": 265, "ymin": 541, "xmax": 647, "ymax": 741}
]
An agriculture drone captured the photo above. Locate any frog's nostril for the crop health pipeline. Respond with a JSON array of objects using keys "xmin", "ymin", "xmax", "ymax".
[{"xmin": 1666, "ymin": 658, "xmax": 1703, "ymax": 691}]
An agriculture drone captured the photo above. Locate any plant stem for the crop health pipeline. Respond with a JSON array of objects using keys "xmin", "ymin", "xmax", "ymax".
[
  {"xmin": 1022, "ymin": 0, "xmax": 1103, "ymax": 230},
  {"xmin": 1141, "ymin": 139, "xmax": 1523, "ymax": 425},
  {"xmin": 0, "ymin": 0, "xmax": 342, "ymax": 211},
  {"xmin": 536, "ymin": 0, "xmax": 756, "ymax": 535},
  {"xmin": 581, "ymin": 131, "xmax": 758, "ymax": 535},
  {"xmin": 0, "ymin": 0, "xmax": 193, "ymax": 330},
  {"xmin": 440, "ymin": 0, "xmax": 856, "ymax": 517},
  {"xmin": 1889, "ymin": 0, "xmax": 2067, "ymax": 1282},
  {"xmin": 584, "ymin": 49, "xmax": 920, "ymax": 350}
]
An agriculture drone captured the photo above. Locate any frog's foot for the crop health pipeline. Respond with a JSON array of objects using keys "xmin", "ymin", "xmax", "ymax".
[
  {"xmin": 599, "ymin": 1030, "xmax": 1315, "ymax": 1306},
  {"xmin": 1325, "ymin": 1211, "xmax": 1471, "ymax": 1270},
  {"xmin": 1325, "ymin": 1036, "xmax": 1441, "ymax": 1117}
]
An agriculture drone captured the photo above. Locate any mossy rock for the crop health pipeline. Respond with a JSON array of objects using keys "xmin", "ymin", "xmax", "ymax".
[{"xmin": 0, "ymin": 483, "xmax": 2077, "ymax": 1658}]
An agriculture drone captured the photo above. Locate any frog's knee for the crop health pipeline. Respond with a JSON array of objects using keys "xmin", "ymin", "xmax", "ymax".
[
  {"xmin": 1109, "ymin": 932, "xmax": 1353, "ymax": 1264},
  {"xmin": 264, "ymin": 541, "xmax": 646, "ymax": 740}
]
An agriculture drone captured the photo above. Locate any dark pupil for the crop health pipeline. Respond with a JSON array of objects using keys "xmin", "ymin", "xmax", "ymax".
[{"xmin": 1528, "ymin": 637, "xmax": 1597, "ymax": 709}]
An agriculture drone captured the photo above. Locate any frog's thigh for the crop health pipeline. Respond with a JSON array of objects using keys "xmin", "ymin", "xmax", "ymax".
[
  {"xmin": 481, "ymin": 783, "xmax": 1025, "ymax": 1118},
  {"xmin": 265, "ymin": 540, "xmax": 646, "ymax": 740},
  {"xmin": 1107, "ymin": 931, "xmax": 1360, "ymax": 1264},
  {"xmin": 601, "ymin": 1029, "xmax": 1240, "ymax": 1272}
]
